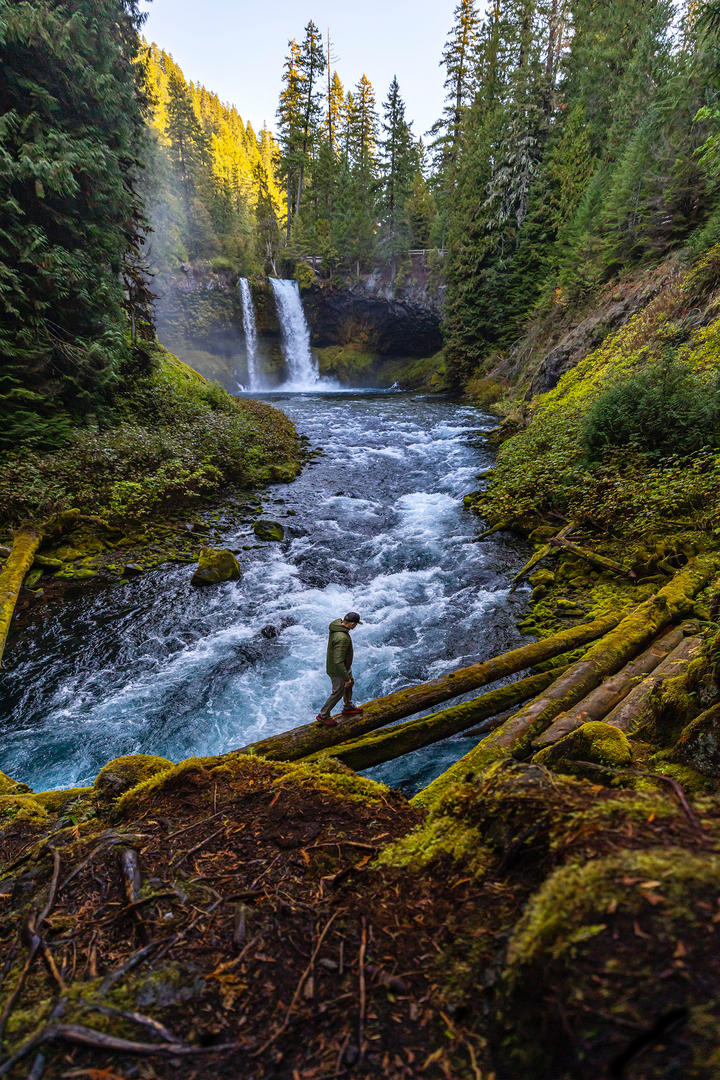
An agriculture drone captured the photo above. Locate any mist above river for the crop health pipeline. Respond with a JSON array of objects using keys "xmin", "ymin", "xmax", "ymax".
[{"xmin": 0, "ymin": 392, "xmax": 528, "ymax": 794}]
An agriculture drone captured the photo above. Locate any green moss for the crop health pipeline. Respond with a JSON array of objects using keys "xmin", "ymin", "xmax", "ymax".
[
  {"xmin": 532, "ymin": 721, "xmax": 633, "ymax": 774},
  {"xmin": 191, "ymin": 547, "xmax": 241, "ymax": 585},
  {"xmin": 377, "ymin": 809, "xmax": 490, "ymax": 876},
  {"xmin": 0, "ymin": 770, "xmax": 32, "ymax": 796},
  {"xmin": 95, "ymin": 753, "xmax": 174, "ymax": 805},
  {"xmin": 505, "ymin": 847, "xmax": 720, "ymax": 972},
  {"xmin": 0, "ymin": 796, "xmax": 49, "ymax": 823}
]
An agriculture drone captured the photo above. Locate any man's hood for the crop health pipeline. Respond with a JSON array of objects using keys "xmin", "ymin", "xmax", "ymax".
[{"xmin": 329, "ymin": 619, "xmax": 348, "ymax": 633}]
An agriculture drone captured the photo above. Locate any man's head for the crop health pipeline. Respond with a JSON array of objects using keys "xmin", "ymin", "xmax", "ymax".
[{"xmin": 341, "ymin": 611, "xmax": 362, "ymax": 629}]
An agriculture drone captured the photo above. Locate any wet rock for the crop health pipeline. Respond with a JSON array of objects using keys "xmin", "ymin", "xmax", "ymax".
[
  {"xmin": 303, "ymin": 283, "xmax": 442, "ymax": 357},
  {"xmin": 253, "ymin": 520, "xmax": 284, "ymax": 542},
  {"xmin": 191, "ymin": 548, "xmax": 242, "ymax": 585},
  {"xmin": 123, "ymin": 563, "xmax": 144, "ymax": 576},
  {"xmin": 0, "ymin": 545, "xmax": 11, "ymax": 559},
  {"xmin": 261, "ymin": 624, "xmax": 279, "ymax": 639}
]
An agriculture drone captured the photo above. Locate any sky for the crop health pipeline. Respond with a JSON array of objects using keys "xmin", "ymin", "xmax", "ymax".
[{"xmin": 138, "ymin": 0, "xmax": 460, "ymax": 139}]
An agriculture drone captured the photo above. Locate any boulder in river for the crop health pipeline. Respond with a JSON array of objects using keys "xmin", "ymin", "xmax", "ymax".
[
  {"xmin": 253, "ymin": 520, "xmax": 285, "ymax": 542},
  {"xmin": 192, "ymin": 547, "xmax": 242, "ymax": 585}
]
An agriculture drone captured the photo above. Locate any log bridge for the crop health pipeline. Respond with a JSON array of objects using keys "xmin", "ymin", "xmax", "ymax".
[{"xmin": 239, "ymin": 556, "xmax": 719, "ymax": 795}]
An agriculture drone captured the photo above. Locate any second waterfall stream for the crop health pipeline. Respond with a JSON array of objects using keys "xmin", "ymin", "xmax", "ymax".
[{"xmin": 270, "ymin": 277, "xmax": 320, "ymax": 389}]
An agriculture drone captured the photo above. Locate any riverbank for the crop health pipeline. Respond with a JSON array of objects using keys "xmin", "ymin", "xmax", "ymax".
[{"xmin": 0, "ymin": 346, "xmax": 303, "ymax": 590}]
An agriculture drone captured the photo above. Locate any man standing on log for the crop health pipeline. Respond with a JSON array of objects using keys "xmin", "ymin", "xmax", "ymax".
[{"xmin": 316, "ymin": 612, "xmax": 364, "ymax": 727}]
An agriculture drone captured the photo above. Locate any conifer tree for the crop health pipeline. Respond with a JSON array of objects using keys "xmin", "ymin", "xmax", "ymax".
[
  {"xmin": 277, "ymin": 39, "xmax": 304, "ymax": 239},
  {"xmin": 0, "ymin": 0, "xmax": 150, "ymax": 448},
  {"xmin": 430, "ymin": 0, "xmax": 482, "ymax": 168},
  {"xmin": 295, "ymin": 21, "xmax": 326, "ymax": 214},
  {"xmin": 378, "ymin": 77, "xmax": 419, "ymax": 260}
]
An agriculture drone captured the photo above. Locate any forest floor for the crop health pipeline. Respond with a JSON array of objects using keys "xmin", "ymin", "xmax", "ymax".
[{"xmin": 2, "ymin": 751, "xmax": 720, "ymax": 1079}]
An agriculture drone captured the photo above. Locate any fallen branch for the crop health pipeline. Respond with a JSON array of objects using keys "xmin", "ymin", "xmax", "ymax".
[
  {"xmin": 509, "ymin": 522, "xmax": 575, "ymax": 592},
  {"xmin": 311, "ymin": 667, "xmax": 563, "ymax": 772},
  {"xmin": 238, "ymin": 613, "xmax": 622, "ymax": 763},
  {"xmin": 0, "ymin": 528, "xmax": 42, "ymax": 667},
  {"xmin": 533, "ymin": 624, "xmax": 687, "ymax": 748},
  {"xmin": 550, "ymin": 537, "xmax": 636, "ymax": 580}
]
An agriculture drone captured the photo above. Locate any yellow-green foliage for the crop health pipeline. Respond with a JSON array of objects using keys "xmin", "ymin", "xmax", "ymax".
[
  {"xmin": 378, "ymin": 809, "xmax": 490, "ymax": 876},
  {"xmin": 506, "ymin": 847, "xmax": 720, "ymax": 972},
  {"xmin": 533, "ymin": 721, "xmax": 633, "ymax": 772},
  {"xmin": 277, "ymin": 755, "xmax": 390, "ymax": 805},
  {"xmin": 474, "ymin": 252, "xmax": 720, "ymax": 544}
]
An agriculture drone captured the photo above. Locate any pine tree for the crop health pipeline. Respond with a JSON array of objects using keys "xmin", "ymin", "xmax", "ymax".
[
  {"xmin": 430, "ymin": 0, "xmax": 482, "ymax": 168},
  {"xmin": 378, "ymin": 77, "xmax": 419, "ymax": 262},
  {"xmin": 0, "ymin": 0, "xmax": 151, "ymax": 448},
  {"xmin": 276, "ymin": 39, "xmax": 304, "ymax": 239},
  {"xmin": 295, "ymin": 21, "xmax": 326, "ymax": 214}
]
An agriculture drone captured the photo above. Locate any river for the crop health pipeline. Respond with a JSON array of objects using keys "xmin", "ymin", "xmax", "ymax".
[{"xmin": 0, "ymin": 391, "xmax": 528, "ymax": 794}]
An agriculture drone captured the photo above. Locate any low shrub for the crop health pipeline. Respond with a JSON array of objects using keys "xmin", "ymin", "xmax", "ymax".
[{"xmin": 582, "ymin": 359, "xmax": 720, "ymax": 460}]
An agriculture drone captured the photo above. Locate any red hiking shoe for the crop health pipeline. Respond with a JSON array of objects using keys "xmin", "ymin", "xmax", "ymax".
[
  {"xmin": 341, "ymin": 706, "xmax": 364, "ymax": 717},
  {"xmin": 316, "ymin": 713, "xmax": 338, "ymax": 727}
]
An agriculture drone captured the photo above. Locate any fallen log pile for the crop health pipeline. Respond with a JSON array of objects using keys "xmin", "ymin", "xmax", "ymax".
[
  {"xmin": 414, "ymin": 555, "xmax": 719, "ymax": 808},
  {"xmin": 238, "ymin": 613, "xmax": 622, "ymax": 762}
]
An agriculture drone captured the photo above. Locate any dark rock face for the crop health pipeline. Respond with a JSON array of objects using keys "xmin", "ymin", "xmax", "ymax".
[
  {"xmin": 303, "ymin": 285, "xmax": 443, "ymax": 358},
  {"xmin": 531, "ymin": 270, "xmax": 672, "ymax": 393}
]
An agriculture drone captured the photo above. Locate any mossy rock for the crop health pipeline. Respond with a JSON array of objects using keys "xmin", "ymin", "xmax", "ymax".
[
  {"xmin": 666, "ymin": 702, "xmax": 720, "ymax": 778},
  {"xmin": 33, "ymin": 554, "xmax": 63, "ymax": 571},
  {"xmin": 253, "ymin": 520, "xmax": 284, "ymax": 542},
  {"xmin": 528, "ymin": 569, "xmax": 555, "ymax": 587},
  {"xmin": 0, "ymin": 796, "xmax": 48, "ymax": 824},
  {"xmin": 94, "ymin": 754, "xmax": 174, "ymax": 804},
  {"xmin": 0, "ymin": 770, "xmax": 32, "ymax": 796},
  {"xmin": 191, "ymin": 548, "xmax": 242, "ymax": 586},
  {"xmin": 532, "ymin": 721, "xmax": 632, "ymax": 775},
  {"xmin": 497, "ymin": 847, "xmax": 720, "ymax": 1078}
]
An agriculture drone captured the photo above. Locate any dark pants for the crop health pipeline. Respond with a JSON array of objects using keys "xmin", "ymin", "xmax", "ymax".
[{"xmin": 319, "ymin": 673, "xmax": 353, "ymax": 718}]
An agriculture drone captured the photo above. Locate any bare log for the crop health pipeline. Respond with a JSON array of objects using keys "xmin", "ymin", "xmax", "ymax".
[
  {"xmin": 414, "ymin": 556, "xmax": 719, "ymax": 809},
  {"xmin": 0, "ymin": 529, "xmax": 42, "ymax": 666},
  {"xmin": 533, "ymin": 624, "xmax": 687, "ymax": 748},
  {"xmin": 311, "ymin": 668, "xmax": 562, "ymax": 772},
  {"xmin": 237, "ymin": 613, "xmax": 622, "ymax": 763},
  {"xmin": 119, "ymin": 848, "xmax": 142, "ymax": 905},
  {"xmin": 603, "ymin": 635, "xmax": 703, "ymax": 734}
]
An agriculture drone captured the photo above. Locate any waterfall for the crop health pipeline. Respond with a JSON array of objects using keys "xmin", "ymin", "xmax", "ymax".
[
  {"xmin": 238, "ymin": 277, "xmax": 259, "ymax": 389},
  {"xmin": 270, "ymin": 278, "xmax": 319, "ymax": 389}
]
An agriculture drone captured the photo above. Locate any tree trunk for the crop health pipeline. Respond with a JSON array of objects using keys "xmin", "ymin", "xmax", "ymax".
[
  {"xmin": 310, "ymin": 667, "xmax": 563, "ymax": 772},
  {"xmin": 533, "ymin": 623, "xmax": 689, "ymax": 748},
  {"xmin": 0, "ymin": 529, "xmax": 42, "ymax": 667},
  {"xmin": 603, "ymin": 635, "xmax": 703, "ymax": 735},
  {"xmin": 413, "ymin": 556, "xmax": 718, "ymax": 808},
  {"xmin": 237, "ymin": 613, "xmax": 622, "ymax": 762}
]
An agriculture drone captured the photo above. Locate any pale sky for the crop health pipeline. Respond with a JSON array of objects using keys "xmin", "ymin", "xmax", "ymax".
[{"xmin": 139, "ymin": 0, "xmax": 461, "ymax": 139}]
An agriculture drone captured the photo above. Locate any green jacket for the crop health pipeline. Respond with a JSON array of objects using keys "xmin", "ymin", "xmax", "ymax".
[{"xmin": 326, "ymin": 619, "xmax": 354, "ymax": 680}]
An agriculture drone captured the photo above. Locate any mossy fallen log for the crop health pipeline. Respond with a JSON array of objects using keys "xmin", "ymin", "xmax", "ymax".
[
  {"xmin": 0, "ymin": 529, "xmax": 42, "ymax": 667},
  {"xmin": 533, "ymin": 623, "xmax": 688, "ymax": 749},
  {"xmin": 309, "ymin": 668, "xmax": 563, "ymax": 772},
  {"xmin": 238, "ymin": 613, "xmax": 622, "ymax": 763},
  {"xmin": 603, "ymin": 635, "xmax": 703, "ymax": 734},
  {"xmin": 414, "ymin": 556, "xmax": 718, "ymax": 809},
  {"xmin": 550, "ymin": 537, "xmax": 635, "ymax": 580}
]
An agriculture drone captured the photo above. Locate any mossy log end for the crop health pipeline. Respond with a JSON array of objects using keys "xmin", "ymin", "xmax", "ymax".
[
  {"xmin": 533, "ymin": 624, "xmax": 687, "ymax": 749},
  {"xmin": 0, "ymin": 529, "xmax": 42, "ymax": 666},
  {"xmin": 238, "ymin": 614, "xmax": 622, "ymax": 763},
  {"xmin": 311, "ymin": 668, "xmax": 562, "ymax": 772},
  {"xmin": 604, "ymin": 634, "xmax": 703, "ymax": 734},
  {"xmin": 414, "ymin": 557, "xmax": 718, "ymax": 809}
]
